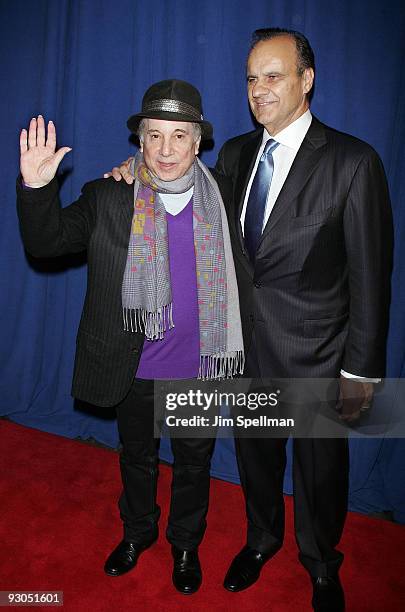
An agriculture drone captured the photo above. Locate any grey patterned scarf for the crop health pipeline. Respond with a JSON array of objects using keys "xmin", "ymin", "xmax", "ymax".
[{"xmin": 121, "ymin": 153, "xmax": 244, "ymax": 379}]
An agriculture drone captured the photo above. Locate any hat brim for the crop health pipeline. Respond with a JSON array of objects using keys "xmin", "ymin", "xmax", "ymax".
[{"xmin": 127, "ymin": 111, "xmax": 213, "ymax": 140}]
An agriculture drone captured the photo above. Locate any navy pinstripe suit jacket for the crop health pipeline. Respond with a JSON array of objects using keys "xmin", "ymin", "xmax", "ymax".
[{"xmin": 215, "ymin": 117, "xmax": 393, "ymax": 379}]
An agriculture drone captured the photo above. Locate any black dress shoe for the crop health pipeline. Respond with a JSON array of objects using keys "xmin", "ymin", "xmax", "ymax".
[
  {"xmin": 311, "ymin": 574, "xmax": 345, "ymax": 611},
  {"xmin": 223, "ymin": 545, "xmax": 270, "ymax": 592},
  {"xmin": 104, "ymin": 537, "xmax": 157, "ymax": 577},
  {"xmin": 171, "ymin": 545, "xmax": 202, "ymax": 594}
]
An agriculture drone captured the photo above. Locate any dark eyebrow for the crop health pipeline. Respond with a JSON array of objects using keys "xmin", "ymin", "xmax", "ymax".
[{"xmin": 247, "ymin": 71, "xmax": 284, "ymax": 79}]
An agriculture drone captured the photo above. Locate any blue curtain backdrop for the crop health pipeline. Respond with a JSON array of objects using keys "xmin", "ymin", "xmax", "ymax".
[{"xmin": 1, "ymin": 0, "xmax": 404, "ymax": 522}]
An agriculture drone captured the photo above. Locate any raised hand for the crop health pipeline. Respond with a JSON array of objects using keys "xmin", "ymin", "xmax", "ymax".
[
  {"xmin": 20, "ymin": 115, "xmax": 72, "ymax": 188},
  {"xmin": 103, "ymin": 157, "xmax": 134, "ymax": 184}
]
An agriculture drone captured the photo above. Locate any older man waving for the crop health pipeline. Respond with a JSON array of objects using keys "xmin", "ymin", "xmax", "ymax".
[{"xmin": 17, "ymin": 80, "xmax": 244, "ymax": 595}]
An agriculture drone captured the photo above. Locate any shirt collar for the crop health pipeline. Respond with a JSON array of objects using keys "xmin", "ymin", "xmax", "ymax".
[{"xmin": 261, "ymin": 109, "xmax": 312, "ymax": 151}]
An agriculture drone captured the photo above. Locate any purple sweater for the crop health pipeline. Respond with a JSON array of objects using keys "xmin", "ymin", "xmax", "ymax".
[{"xmin": 135, "ymin": 200, "xmax": 200, "ymax": 379}]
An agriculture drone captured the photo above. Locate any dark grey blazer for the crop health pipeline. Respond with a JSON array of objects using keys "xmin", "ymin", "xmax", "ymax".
[
  {"xmin": 215, "ymin": 117, "xmax": 393, "ymax": 378},
  {"xmin": 17, "ymin": 171, "xmax": 232, "ymax": 407}
]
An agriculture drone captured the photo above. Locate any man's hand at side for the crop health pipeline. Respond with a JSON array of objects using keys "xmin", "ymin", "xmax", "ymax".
[
  {"xmin": 103, "ymin": 157, "xmax": 134, "ymax": 184},
  {"xmin": 338, "ymin": 377, "xmax": 374, "ymax": 423},
  {"xmin": 20, "ymin": 115, "xmax": 71, "ymax": 188}
]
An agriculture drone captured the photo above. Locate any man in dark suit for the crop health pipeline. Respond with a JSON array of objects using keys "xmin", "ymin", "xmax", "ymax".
[
  {"xmin": 16, "ymin": 80, "xmax": 244, "ymax": 595},
  {"xmin": 215, "ymin": 28, "xmax": 393, "ymax": 610}
]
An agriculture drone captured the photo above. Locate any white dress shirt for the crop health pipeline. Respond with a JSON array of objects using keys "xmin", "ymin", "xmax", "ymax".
[
  {"xmin": 240, "ymin": 109, "xmax": 378, "ymax": 383},
  {"xmin": 241, "ymin": 109, "xmax": 312, "ymax": 233}
]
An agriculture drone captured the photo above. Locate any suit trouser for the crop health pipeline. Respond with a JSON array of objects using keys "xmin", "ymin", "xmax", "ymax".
[
  {"xmin": 237, "ymin": 336, "xmax": 349, "ymax": 577},
  {"xmin": 235, "ymin": 435, "xmax": 348, "ymax": 577},
  {"xmin": 115, "ymin": 378, "xmax": 216, "ymax": 550}
]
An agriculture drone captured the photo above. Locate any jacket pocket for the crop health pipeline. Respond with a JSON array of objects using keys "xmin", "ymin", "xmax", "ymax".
[
  {"xmin": 303, "ymin": 312, "xmax": 348, "ymax": 338},
  {"xmin": 291, "ymin": 206, "xmax": 334, "ymax": 228},
  {"xmin": 76, "ymin": 329, "xmax": 109, "ymax": 355}
]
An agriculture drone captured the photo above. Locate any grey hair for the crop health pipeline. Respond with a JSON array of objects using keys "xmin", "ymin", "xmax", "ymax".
[{"xmin": 137, "ymin": 118, "xmax": 202, "ymax": 142}]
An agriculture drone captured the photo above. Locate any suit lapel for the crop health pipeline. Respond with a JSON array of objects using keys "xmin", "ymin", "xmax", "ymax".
[
  {"xmin": 116, "ymin": 183, "xmax": 136, "ymax": 267},
  {"xmin": 258, "ymin": 118, "xmax": 327, "ymax": 247},
  {"xmin": 235, "ymin": 131, "xmax": 263, "ymax": 222},
  {"xmin": 119, "ymin": 182, "xmax": 135, "ymax": 228},
  {"xmin": 234, "ymin": 131, "xmax": 263, "ymax": 275}
]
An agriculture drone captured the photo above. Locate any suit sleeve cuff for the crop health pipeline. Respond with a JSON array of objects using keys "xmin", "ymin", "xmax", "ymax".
[
  {"xmin": 340, "ymin": 369, "xmax": 381, "ymax": 383},
  {"xmin": 16, "ymin": 175, "xmax": 59, "ymax": 200}
]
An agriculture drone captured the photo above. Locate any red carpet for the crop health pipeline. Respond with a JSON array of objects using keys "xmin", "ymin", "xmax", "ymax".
[{"xmin": 0, "ymin": 420, "xmax": 404, "ymax": 611}]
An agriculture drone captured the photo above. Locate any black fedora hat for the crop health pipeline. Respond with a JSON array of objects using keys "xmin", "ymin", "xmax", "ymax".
[{"xmin": 127, "ymin": 79, "xmax": 213, "ymax": 140}]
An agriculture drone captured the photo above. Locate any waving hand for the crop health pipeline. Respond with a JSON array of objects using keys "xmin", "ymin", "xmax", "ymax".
[{"xmin": 20, "ymin": 115, "xmax": 71, "ymax": 188}]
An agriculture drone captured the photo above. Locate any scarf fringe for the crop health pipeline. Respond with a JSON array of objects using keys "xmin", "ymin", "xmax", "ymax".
[
  {"xmin": 198, "ymin": 350, "xmax": 245, "ymax": 380},
  {"xmin": 123, "ymin": 304, "xmax": 174, "ymax": 340}
]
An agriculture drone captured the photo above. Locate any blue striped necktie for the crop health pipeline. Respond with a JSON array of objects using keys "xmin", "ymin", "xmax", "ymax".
[{"xmin": 244, "ymin": 138, "xmax": 279, "ymax": 262}]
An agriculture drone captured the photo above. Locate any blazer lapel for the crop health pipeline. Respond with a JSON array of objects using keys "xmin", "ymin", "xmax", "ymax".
[
  {"xmin": 234, "ymin": 130, "xmax": 263, "ymax": 274},
  {"xmin": 119, "ymin": 182, "xmax": 135, "ymax": 228},
  {"xmin": 257, "ymin": 118, "xmax": 327, "ymax": 248},
  {"xmin": 116, "ymin": 182, "xmax": 136, "ymax": 263}
]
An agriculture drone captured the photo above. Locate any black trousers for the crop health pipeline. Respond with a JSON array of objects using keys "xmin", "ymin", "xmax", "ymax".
[
  {"xmin": 237, "ymin": 338, "xmax": 349, "ymax": 578},
  {"xmin": 115, "ymin": 378, "xmax": 216, "ymax": 550}
]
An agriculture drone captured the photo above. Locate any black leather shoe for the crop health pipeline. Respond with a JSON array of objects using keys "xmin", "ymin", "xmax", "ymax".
[
  {"xmin": 104, "ymin": 537, "xmax": 157, "ymax": 576},
  {"xmin": 171, "ymin": 545, "xmax": 202, "ymax": 594},
  {"xmin": 223, "ymin": 546, "xmax": 270, "ymax": 592},
  {"xmin": 311, "ymin": 574, "xmax": 345, "ymax": 611}
]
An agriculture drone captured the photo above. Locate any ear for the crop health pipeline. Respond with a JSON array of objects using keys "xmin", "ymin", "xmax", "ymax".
[
  {"xmin": 140, "ymin": 142, "xmax": 143, "ymax": 153},
  {"xmin": 194, "ymin": 136, "xmax": 201, "ymax": 155},
  {"xmin": 302, "ymin": 67, "xmax": 314, "ymax": 95}
]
